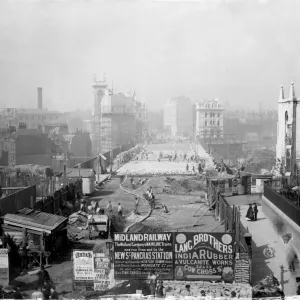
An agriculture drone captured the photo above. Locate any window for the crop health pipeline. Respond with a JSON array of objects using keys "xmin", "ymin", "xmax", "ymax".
[
  {"xmin": 210, "ymin": 121, "xmax": 212, "ymax": 125},
  {"xmin": 32, "ymin": 115, "xmax": 34, "ymax": 120},
  {"xmin": 217, "ymin": 121, "xmax": 220, "ymax": 126},
  {"xmin": 210, "ymin": 112, "xmax": 212, "ymax": 117},
  {"xmin": 205, "ymin": 113, "xmax": 207, "ymax": 117},
  {"xmin": 204, "ymin": 121, "xmax": 207, "ymax": 126},
  {"xmin": 218, "ymin": 113, "xmax": 220, "ymax": 118}
]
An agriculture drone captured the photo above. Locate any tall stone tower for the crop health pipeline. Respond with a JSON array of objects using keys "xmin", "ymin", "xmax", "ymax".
[
  {"xmin": 276, "ymin": 82, "xmax": 300, "ymax": 184},
  {"xmin": 91, "ymin": 74, "xmax": 109, "ymax": 155}
]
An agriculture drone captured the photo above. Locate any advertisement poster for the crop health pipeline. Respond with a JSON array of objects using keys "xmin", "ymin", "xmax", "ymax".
[
  {"xmin": 174, "ymin": 232, "xmax": 235, "ymax": 282},
  {"xmin": 0, "ymin": 249, "xmax": 9, "ymax": 287},
  {"xmin": 114, "ymin": 233, "xmax": 174, "ymax": 280},
  {"xmin": 234, "ymin": 252, "xmax": 250, "ymax": 283},
  {"xmin": 73, "ymin": 251, "xmax": 94, "ymax": 281},
  {"xmin": 94, "ymin": 253, "xmax": 110, "ymax": 291}
]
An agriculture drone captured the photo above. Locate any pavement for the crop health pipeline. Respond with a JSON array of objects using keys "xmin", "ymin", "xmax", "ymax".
[{"xmin": 239, "ymin": 205, "xmax": 299, "ymax": 296}]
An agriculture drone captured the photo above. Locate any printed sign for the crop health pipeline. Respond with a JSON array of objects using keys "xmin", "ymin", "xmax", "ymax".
[
  {"xmin": 174, "ymin": 233, "xmax": 235, "ymax": 282},
  {"xmin": 0, "ymin": 249, "xmax": 9, "ymax": 287},
  {"xmin": 234, "ymin": 252, "xmax": 250, "ymax": 283},
  {"xmin": 114, "ymin": 233, "xmax": 174, "ymax": 280},
  {"xmin": 94, "ymin": 281, "xmax": 110, "ymax": 291},
  {"xmin": 94, "ymin": 254, "xmax": 110, "ymax": 291},
  {"xmin": 73, "ymin": 251, "xmax": 94, "ymax": 281}
]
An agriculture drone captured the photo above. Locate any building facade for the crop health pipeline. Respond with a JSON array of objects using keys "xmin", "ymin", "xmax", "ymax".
[
  {"xmin": 163, "ymin": 97, "xmax": 194, "ymax": 137},
  {"xmin": 276, "ymin": 82, "xmax": 300, "ymax": 184},
  {"xmin": 195, "ymin": 99, "xmax": 224, "ymax": 139}
]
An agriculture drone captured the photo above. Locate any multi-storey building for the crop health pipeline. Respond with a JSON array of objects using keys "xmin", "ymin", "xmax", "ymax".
[
  {"xmin": 163, "ymin": 97, "xmax": 194, "ymax": 137},
  {"xmin": 195, "ymin": 99, "xmax": 224, "ymax": 139},
  {"xmin": 276, "ymin": 82, "xmax": 300, "ymax": 184}
]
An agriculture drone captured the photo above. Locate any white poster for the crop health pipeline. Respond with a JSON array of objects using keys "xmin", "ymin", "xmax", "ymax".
[
  {"xmin": 0, "ymin": 249, "xmax": 9, "ymax": 287},
  {"xmin": 73, "ymin": 251, "xmax": 94, "ymax": 281}
]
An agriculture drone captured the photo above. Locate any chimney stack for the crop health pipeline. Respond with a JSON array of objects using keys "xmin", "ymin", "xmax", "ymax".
[{"xmin": 37, "ymin": 87, "xmax": 43, "ymax": 109}]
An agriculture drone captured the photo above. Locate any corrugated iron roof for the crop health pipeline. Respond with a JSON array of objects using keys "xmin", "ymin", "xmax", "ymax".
[{"xmin": 4, "ymin": 208, "xmax": 67, "ymax": 233}]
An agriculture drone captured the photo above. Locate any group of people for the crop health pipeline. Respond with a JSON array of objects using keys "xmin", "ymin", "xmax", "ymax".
[
  {"xmin": 148, "ymin": 271, "xmax": 192, "ymax": 297},
  {"xmin": 245, "ymin": 203, "xmax": 259, "ymax": 221}
]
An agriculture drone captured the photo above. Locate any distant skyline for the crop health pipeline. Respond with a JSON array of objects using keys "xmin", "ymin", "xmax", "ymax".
[{"xmin": 0, "ymin": 0, "xmax": 300, "ymax": 112}]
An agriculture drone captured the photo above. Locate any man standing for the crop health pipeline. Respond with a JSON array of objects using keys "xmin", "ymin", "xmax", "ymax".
[
  {"xmin": 134, "ymin": 197, "xmax": 139, "ymax": 214},
  {"xmin": 148, "ymin": 271, "xmax": 158, "ymax": 296},
  {"xmin": 253, "ymin": 203, "xmax": 258, "ymax": 221},
  {"xmin": 156, "ymin": 280, "xmax": 166, "ymax": 298},
  {"xmin": 117, "ymin": 203, "xmax": 123, "ymax": 217},
  {"xmin": 107, "ymin": 201, "xmax": 113, "ymax": 215}
]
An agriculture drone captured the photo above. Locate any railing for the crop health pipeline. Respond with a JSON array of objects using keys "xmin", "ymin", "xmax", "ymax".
[{"xmin": 264, "ymin": 184, "xmax": 300, "ymax": 227}]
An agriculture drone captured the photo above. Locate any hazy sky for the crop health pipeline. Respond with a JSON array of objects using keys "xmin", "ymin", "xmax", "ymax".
[{"xmin": 1, "ymin": 0, "xmax": 300, "ymax": 112}]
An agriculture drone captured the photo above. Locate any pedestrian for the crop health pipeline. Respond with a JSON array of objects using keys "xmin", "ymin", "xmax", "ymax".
[
  {"xmin": 50, "ymin": 286, "xmax": 59, "ymax": 299},
  {"xmin": 296, "ymin": 277, "xmax": 300, "ymax": 295},
  {"xmin": 130, "ymin": 177, "xmax": 134, "ymax": 188},
  {"xmin": 42, "ymin": 285, "xmax": 51, "ymax": 300},
  {"xmin": 156, "ymin": 280, "xmax": 166, "ymax": 298},
  {"xmin": 186, "ymin": 164, "xmax": 189, "ymax": 171},
  {"xmin": 192, "ymin": 165, "xmax": 195, "ymax": 172},
  {"xmin": 13, "ymin": 286, "xmax": 23, "ymax": 299},
  {"xmin": 148, "ymin": 271, "xmax": 158, "ymax": 296},
  {"xmin": 19, "ymin": 243, "xmax": 29, "ymax": 273},
  {"xmin": 253, "ymin": 203, "xmax": 258, "ymax": 221},
  {"xmin": 245, "ymin": 204, "xmax": 254, "ymax": 221},
  {"xmin": 37, "ymin": 266, "xmax": 50, "ymax": 288},
  {"xmin": 117, "ymin": 203, "xmax": 123, "ymax": 217},
  {"xmin": 107, "ymin": 201, "xmax": 113, "ymax": 215},
  {"xmin": 134, "ymin": 197, "xmax": 139, "ymax": 214},
  {"xmin": 181, "ymin": 284, "xmax": 192, "ymax": 296},
  {"xmin": 31, "ymin": 285, "xmax": 44, "ymax": 300}
]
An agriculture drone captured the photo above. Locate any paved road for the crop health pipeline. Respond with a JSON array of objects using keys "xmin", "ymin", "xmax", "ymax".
[{"xmin": 239, "ymin": 205, "xmax": 298, "ymax": 296}]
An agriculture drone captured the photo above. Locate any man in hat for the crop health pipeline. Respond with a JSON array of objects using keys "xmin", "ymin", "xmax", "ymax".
[
  {"xmin": 181, "ymin": 284, "xmax": 192, "ymax": 296},
  {"xmin": 155, "ymin": 280, "xmax": 166, "ymax": 298}
]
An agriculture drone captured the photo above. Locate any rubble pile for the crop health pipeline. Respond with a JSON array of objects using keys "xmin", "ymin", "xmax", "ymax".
[
  {"xmin": 252, "ymin": 275, "xmax": 284, "ymax": 298},
  {"xmin": 163, "ymin": 280, "xmax": 252, "ymax": 298},
  {"xmin": 161, "ymin": 177, "xmax": 203, "ymax": 194},
  {"xmin": 67, "ymin": 211, "xmax": 88, "ymax": 241}
]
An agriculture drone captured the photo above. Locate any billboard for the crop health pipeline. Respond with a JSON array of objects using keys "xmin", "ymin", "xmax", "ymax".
[
  {"xmin": 94, "ymin": 253, "xmax": 110, "ymax": 291},
  {"xmin": 114, "ymin": 233, "xmax": 174, "ymax": 280},
  {"xmin": 174, "ymin": 232, "xmax": 235, "ymax": 282},
  {"xmin": 73, "ymin": 250, "xmax": 94, "ymax": 281},
  {"xmin": 0, "ymin": 249, "xmax": 9, "ymax": 287}
]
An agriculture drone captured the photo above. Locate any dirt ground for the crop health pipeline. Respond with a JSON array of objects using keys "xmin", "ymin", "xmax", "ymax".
[{"xmin": 12, "ymin": 143, "xmax": 222, "ymax": 299}]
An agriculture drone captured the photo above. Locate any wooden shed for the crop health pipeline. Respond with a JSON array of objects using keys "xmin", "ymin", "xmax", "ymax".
[{"xmin": 2, "ymin": 208, "xmax": 68, "ymax": 254}]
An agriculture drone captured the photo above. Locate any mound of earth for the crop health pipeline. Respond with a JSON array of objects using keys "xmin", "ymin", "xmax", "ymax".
[
  {"xmin": 106, "ymin": 279, "xmax": 151, "ymax": 296},
  {"xmin": 163, "ymin": 176, "xmax": 204, "ymax": 194}
]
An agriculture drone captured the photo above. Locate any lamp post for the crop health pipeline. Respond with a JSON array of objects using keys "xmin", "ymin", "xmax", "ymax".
[{"xmin": 106, "ymin": 240, "xmax": 113, "ymax": 262}]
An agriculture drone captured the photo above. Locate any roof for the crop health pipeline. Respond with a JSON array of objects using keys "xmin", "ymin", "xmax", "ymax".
[
  {"xmin": 16, "ymin": 108, "xmax": 62, "ymax": 115},
  {"xmin": 4, "ymin": 208, "xmax": 68, "ymax": 234},
  {"xmin": 66, "ymin": 168, "xmax": 95, "ymax": 178}
]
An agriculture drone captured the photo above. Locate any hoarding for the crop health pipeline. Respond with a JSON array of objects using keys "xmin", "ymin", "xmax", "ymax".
[
  {"xmin": 114, "ymin": 233, "xmax": 174, "ymax": 280},
  {"xmin": 73, "ymin": 250, "xmax": 94, "ymax": 281},
  {"xmin": 0, "ymin": 249, "xmax": 9, "ymax": 287},
  {"xmin": 174, "ymin": 232, "xmax": 235, "ymax": 281},
  {"xmin": 94, "ymin": 253, "xmax": 110, "ymax": 291},
  {"xmin": 234, "ymin": 252, "xmax": 250, "ymax": 283}
]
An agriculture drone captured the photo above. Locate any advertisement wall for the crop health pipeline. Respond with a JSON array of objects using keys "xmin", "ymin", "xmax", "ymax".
[
  {"xmin": 174, "ymin": 233, "xmax": 235, "ymax": 282},
  {"xmin": 114, "ymin": 232, "xmax": 239, "ymax": 283},
  {"xmin": 114, "ymin": 233, "xmax": 174, "ymax": 280}
]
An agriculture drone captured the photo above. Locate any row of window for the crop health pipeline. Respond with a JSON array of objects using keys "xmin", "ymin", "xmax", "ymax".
[
  {"xmin": 18, "ymin": 115, "xmax": 59, "ymax": 121},
  {"xmin": 204, "ymin": 103, "xmax": 222, "ymax": 109},
  {"xmin": 205, "ymin": 112, "xmax": 221, "ymax": 118},
  {"xmin": 204, "ymin": 120, "xmax": 220, "ymax": 126}
]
